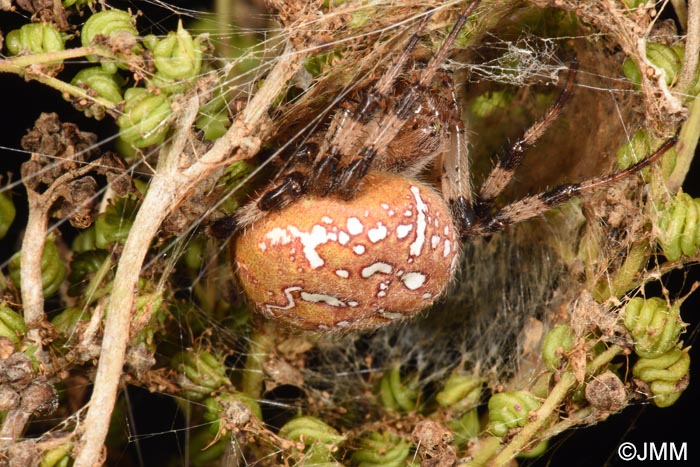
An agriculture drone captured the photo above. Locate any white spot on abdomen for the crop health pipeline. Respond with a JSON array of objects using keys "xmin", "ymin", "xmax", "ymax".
[
  {"xmin": 401, "ymin": 272, "xmax": 426, "ymax": 290},
  {"xmin": 396, "ymin": 224, "xmax": 413, "ymax": 239},
  {"xmin": 300, "ymin": 291, "xmax": 346, "ymax": 307},
  {"xmin": 409, "ymin": 186, "xmax": 428, "ymax": 256},
  {"xmin": 368, "ymin": 222, "xmax": 388, "ymax": 243},
  {"xmin": 335, "ymin": 269, "xmax": 349, "ymax": 278},
  {"xmin": 347, "ymin": 217, "xmax": 363, "ymax": 235},
  {"xmin": 361, "ymin": 262, "xmax": 393, "ymax": 278},
  {"xmin": 353, "ymin": 244, "xmax": 366, "ymax": 255}
]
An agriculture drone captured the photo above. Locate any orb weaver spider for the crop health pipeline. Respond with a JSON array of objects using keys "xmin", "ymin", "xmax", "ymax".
[{"xmin": 232, "ymin": 0, "xmax": 677, "ymax": 332}]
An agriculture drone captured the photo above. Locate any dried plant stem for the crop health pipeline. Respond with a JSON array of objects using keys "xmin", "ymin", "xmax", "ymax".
[
  {"xmin": 667, "ymin": 88, "xmax": 700, "ymax": 191},
  {"xmin": 677, "ymin": 0, "xmax": 700, "ymax": 94},
  {"xmin": 0, "ymin": 47, "xmax": 118, "ymax": 109},
  {"xmin": 488, "ymin": 372, "xmax": 577, "ymax": 467},
  {"xmin": 73, "ymin": 46, "xmax": 301, "ymax": 467},
  {"xmin": 241, "ymin": 321, "xmax": 276, "ymax": 398}
]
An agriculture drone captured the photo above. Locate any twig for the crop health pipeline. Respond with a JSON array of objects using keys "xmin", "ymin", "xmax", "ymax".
[
  {"xmin": 677, "ymin": 0, "xmax": 700, "ymax": 95},
  {"xmin": 72, "ymin": 45, "xmax": 301, "ymax": 467},
  {"xmin": 488, "ymin": 372, "xmax": 577, "ymax": 467}
]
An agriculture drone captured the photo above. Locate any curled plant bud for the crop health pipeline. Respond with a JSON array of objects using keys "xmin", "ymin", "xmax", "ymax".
[
  {"xmin": 623, "ymin": 297, "xmax": 684, "ymax": 358},
  {"xmin": 487, "ymin": 391, "xmax": 541, "ymax": 437},
  {"xmin": 0, "ymin": 303, "xmax": 26, "ymax": 345},
  {"xmin": 633, "ymin": 346, "xmax": 690, "ymax": 407},
  {"xmin": 541, "ymin": 324, "xmax": 575, "ymax": 371},
  {"xmin": 68, "ymin": 249, "xmax": 110, "ymax": 296},
  {"xmin": 8, "ymin": 237, "xmax": 66, "ymax": 297},
  {"xmin": 171, "ymin": 349, "xmax": 231, "ymax": 400},
  {"xmin": 351, "ymin": 431, "xmax": 411, "ymax": 467},
  {"xmin": 146, "ymin": 22, "xmax": 204, "ymax": 93},
  {"xmin": 51, "ymin": 306, "xmax": 89, "ymax": 337},
  {"xmin": 117, "ymin": 88, "xmax": 173, "ymax": 148},
  {"xmin": 203, "ymin": 392, "xmax": 262, "ymax": 432},
  {"xmin": 71, "ymin": 67, "xmax": 125, "ymax": 104},
  {"xmin": 0, "ymin": 191, "xmax": 16, "ymax": 240},
  {"xmin": 435, "ymin": 372, "xmax": 482, "ymax": 411},
  {"xmin": 622, "ymin": 42, "xmax": 684, "ymax": 88},
  {"xmin": 196, "ymin": 91, "xmax": 232, "ymax": 141},
  {"xmin": 616, "ymin": 129, "xmax": 676, "ymax": 179},
  {"xmin": 72, "ymin": 227, "xmax": 98, "ymax": 253},
  {"xmin": 40, "ymin": 443, "xmax": 72, "ymax": 467},
  {"xmin": 5, "ymin": 23, "xmax": 65, "ymax": 56},
  {"xmin": 93, "ymin": 195, "xmax": 139, "ymax": 248},
  {"xmin": 278, "ymin": 416, "xmax": 345, "ymax": 447},
  {"xmin": 470, "ymin": 90, "xmax": 512, "ymax": 119},
  {"xmin": 378, "ymin": 366, "xmax": 418, "ymax": 413},
  {"xmin": 81, "ymin": 9, "xmax": 139, "ymax": 71},
  {"xmin": 655, "ymin": 191, "xmax": 700, "ymax": 261}
]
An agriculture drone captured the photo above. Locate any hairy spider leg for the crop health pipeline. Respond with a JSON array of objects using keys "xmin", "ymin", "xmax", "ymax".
[
  {"xmin": 452, "ymin": 59, "xmax": 577, "ymax": 230},
  {"xmin": 440, "ymin": 73, "xmax": 473, "ymax": 224},
  {"xmin": 254, "ymin": 8, "xmax": 437, "ymax": 213},
  {"xmin": 478, "ymin": 60, "xmax": 578, "ymax": 202},
  {"xmin": 461, "ymin": 135, "xmax": 678, "ymax": 237},
  {"xmin": 333, "ymin": 0, "xmax": 483, "ymax": 199}
]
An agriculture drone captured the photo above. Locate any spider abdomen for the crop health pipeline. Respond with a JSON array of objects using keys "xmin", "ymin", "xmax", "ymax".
[{"xmin": 233, "ymin": 171, "xmax": 458, "ymax": 332}]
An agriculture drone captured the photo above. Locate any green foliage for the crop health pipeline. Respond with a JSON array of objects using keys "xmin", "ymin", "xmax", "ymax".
[
  {"xmin": 6, "ymin": 23, "xmax": 65, "ymax": 57},
  {"xmin": 623, "ymin": 297, "xmax": 685, "ymax": 358},
  {"xmin": 8, "ymin": 237, "xmax": 66, "ymax": 297}
]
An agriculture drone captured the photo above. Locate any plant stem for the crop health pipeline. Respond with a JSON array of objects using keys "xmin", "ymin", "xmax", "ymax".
[
  {"xmin": 73, "ymin": 46, "xmax": 302, "ymax": 467},
  {"xmin": 488, "ymin": 372, "xmax": 577, "ymax": 467},
  {"xmin": 241, "ymin": 321, "xmax": 275, "ymax": 398}
]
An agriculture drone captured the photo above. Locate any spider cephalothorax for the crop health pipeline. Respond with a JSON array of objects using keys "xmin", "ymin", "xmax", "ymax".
[{"xmin": 232, "ymin": 1, "xmax": 677, "ymax": 332}]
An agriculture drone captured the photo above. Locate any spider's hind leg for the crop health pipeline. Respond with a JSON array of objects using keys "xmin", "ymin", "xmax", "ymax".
[{"xmin": 461, "ymin": 135, "xmax": 678, "ymax": 238}]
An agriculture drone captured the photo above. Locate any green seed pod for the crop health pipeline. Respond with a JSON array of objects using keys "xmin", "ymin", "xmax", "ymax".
[
  {"xmin": 187, "ymin": 426, "xmax": 228, "ymax": 467},
  {"xmin": 6, "ymin": 23, "xmax": 65, "ymax": 56},
  {"xmin": 68, "ymin": 249, "xmax": 110, "ymax": 297},
  {"xmin": 447, "ymin": 409, "xmax": 481, "ymax": 444},
  {"xmin": 623, "ymin": 297, "xmax": 685, "ymax": 358},
  {"xmin": 0, "ymin": 303, "xmax": 27, "ymax": 344},
  {"xmin": 470, "ymin": 90, "xmax": 513, "ymax": 119},
  {"xmin": 616, "ymin": 129, "xmax": 676, "ymax": 180},
  {"xmin": 171, "ymin": 349, "xmax": 231, "ymax": 400},
  {"xmin": 81, "ymin": 10, "xmax": 138, "ymax": 47},
  {"xmin": 71, "ymin": 67, "xmax": 125, "ymax": 104},
  {"xmin": 378, "ymin": 366, "xmax": 418, "ymax": 412},
  {"xmin": 39, "ymin": 443, "xmax": 72, "ymax": 467},
  {"xmin": 51, "ymin": 306, "xmax": 89, "ymax": 337},
  {"xmin": 541, "ymin": 323, "xmax": 575, "ymax": 370},
  {"xmin": 622, "ymin": 42, "xmax": 684, "ymax": 88},
  {"xmin": 195, "ymin": 91, "xmax": 231, "ymax": 141},
  {"xmin": 147, "ymin": 22, "xmax": 204, "ymax": 93},
  {"xmin": 117, "ymin": 88, "xmax": 173, "ymax": 148},
  {"xmin": 633, "ymin": 346, "xmax": 690, "ymax": 407},
  {"xmin": 0, "ymin": 191, "xmax": 16, "ymax": 240},
  {"xmin": 435, "ymin": 372, "xmax": 482, "ymax": 411},
  {"xmin": 93, "ymin": 195, "xmax": 139, "ymax": 248},
  {"xmin": 655, "ymin": 191, "xmax": 700, "ymax": 261},
  {"xmin": 8, "ymin": 237, "xmax": 67, "ymax": 297},
  {"xmin": 202, "ymin": 392, "xmax": 262, "ymax": 432},
  {"xmin": 487, "ymin": 390, "xmax": 541, "ymax": 437},
  {"xmin": 71, "ymin": 226, "xmax": 98, "ymax": 253},
  {"xmin": 351, "ymin": 431, "xmax": 411, "ymax": 467},
  {"xmin": 278, "ymin": 416, "xmax": 345, "ymax": 447},
  {"xmin": 518, "ymin": 440, "xmax": 549, "ymax": 459}
]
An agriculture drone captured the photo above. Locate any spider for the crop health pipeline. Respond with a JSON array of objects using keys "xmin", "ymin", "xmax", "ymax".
[{"xmin": 232, "ymin": 0, "xmax": 677, "ymax": 332}]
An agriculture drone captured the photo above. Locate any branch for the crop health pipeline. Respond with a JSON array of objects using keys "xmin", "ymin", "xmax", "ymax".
[{"xmin": 73, "ymin": 45, "xmax": 302, "ymax": 467}]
